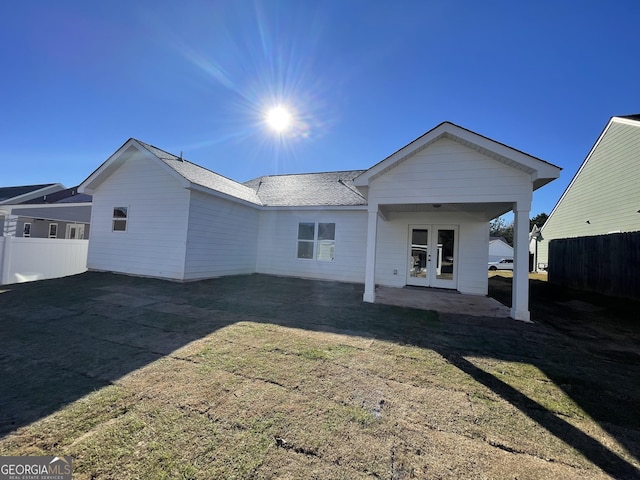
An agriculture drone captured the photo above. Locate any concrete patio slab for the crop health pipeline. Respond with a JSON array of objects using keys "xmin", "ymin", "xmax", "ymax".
[{"xmin": 374, "ymin": 286, "xmax": 511, "ymax": 318}]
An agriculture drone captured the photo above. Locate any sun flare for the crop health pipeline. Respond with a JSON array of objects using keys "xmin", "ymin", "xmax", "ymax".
[{"xmin": 266, "ymin": 106, "xmax": 292, "ymax": 132}]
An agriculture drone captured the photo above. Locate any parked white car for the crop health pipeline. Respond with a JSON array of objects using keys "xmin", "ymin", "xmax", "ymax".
[{"xmin": 488, "ymin": 258, "xmax": 514, "ymax": 271}]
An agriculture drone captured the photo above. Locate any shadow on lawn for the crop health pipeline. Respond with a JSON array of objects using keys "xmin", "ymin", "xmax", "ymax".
[{"xmin": 0, "ymin": 272, "xmax": 638, "ymax": 478}]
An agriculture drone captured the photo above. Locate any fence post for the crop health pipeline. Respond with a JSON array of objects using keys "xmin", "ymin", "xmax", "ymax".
[{"xmin": 1, "ymin": 236, "xmax": 13, "ymax": 285}]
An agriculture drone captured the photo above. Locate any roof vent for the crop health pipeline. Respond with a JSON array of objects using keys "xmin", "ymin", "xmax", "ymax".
[{"xmin": 179, "ymin": 151, "xmax": 184, "ymax": 162}]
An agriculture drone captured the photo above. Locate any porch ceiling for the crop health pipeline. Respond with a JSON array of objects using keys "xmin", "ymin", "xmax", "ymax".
[{"xmin": 379, "ymin": 202, "xmax": 513, "ymax": 220}]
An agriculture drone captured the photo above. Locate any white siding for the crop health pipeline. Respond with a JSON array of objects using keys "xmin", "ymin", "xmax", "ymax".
[
  {"xmin": 539, "ymin": 120, "xmax": 640, "ymax": 265},
  {"xmin": 374, "ymin": 212, "xmax": 489, "ymax": 295},
  {"xmin": 368, "ymin": 138, "xmax": 531, "ymax": 206},
  {"xmin": 183, "ymin": 190, "xmax": 259, "ymax": 280},
  {"xmin": 256, "ymin": 209, "xmax": 367, "ymax": 283},
  {"xmin": 87, "ymin": 152, "xmax": 190, "ymax": 280}
]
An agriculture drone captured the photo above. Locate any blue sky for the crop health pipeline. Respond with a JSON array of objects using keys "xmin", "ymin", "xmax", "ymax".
[{"xmin": 2, "ymin": 0, "xmax": 639, "ymax": 217}]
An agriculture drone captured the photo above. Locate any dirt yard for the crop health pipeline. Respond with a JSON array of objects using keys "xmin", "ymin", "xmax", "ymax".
[{"xmin": 0, "ymin": 272, "xmax": 638, "ymax": 479}]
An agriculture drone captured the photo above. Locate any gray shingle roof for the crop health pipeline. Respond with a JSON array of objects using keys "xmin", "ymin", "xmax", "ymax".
[
  {"xmin": 22, "ymin": 186, "xmax": 92, "ymax": 204},
  {"xmin": 243, "ymin": 171, "xmax": 367, "ymax": 206},
  {"xmin": 135, "ymin": 139, "xmax": 366, "ymax": 207},
  {"xmin": 0, "ymin": 184, "xmax": 57, "ymax": 203},
  {"xmin": 136, "ymin": 140, "xmax": 262, "ymax": 205}
]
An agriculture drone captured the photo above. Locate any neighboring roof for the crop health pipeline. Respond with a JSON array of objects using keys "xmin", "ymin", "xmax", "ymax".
[
  {"xmin": 617, "ymin": 114, "xmax": 640, "ymax": 122},
  {"xmin": 21, "ymin": 186, "xmax": 92, "ymax": 205},
  {"xmin": 489, "ymin": 236, "xmax": 509, "ymax": 243},
  {"xmin": 135, "ymin": 140, "xmax": 262, "ymax": 205},
  {"xmin": 243, "ymin": 171, "xmax": 367, "ymax": 207},
  {"xmin": 0, "ymin": 184, "xmax": 61, "ymax": 203},
  {"xmin": 354, "ymin": 121, "xmax": 561, "ymax": 191}
]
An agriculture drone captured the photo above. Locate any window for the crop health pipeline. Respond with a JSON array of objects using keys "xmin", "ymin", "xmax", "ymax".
[
  {"xmin": 48, "ymin": 223, "xmax": 58, "ymax": 239},
  {"xmin": 23, "ymin": 223, "xmax": 31, "ymax": 238},
  {"xmin": 66, "ymin": 224, "xmax": 85, "ymax": 239},
  {"xmin": 297, "ymin": 222, "xmax": 335, "ymax": 261},
  {"xmin": 112, "ymin": 207, "xmax": 128, "ymax": 231}
]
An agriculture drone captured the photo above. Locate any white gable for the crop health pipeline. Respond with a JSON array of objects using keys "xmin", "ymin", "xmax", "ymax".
[{"xmin": 355, "ymin": 122, "xmax": 560, "ymax": 193}]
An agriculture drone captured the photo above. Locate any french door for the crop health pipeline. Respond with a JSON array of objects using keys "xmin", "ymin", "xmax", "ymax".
[{"xmin": 407, "ymin": 225, "xmax": 458, "ymax": 289}]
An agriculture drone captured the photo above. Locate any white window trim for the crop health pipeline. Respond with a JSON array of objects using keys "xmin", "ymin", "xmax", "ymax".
[
  {"xmin": 48, "ymin": 223, "xmax": 58, "ymax": 239},
  {"xmin": 296, "ymin": 222, "xmax": 335, "ymax": 262},
  {"xmin": 66, "ymin": 223, "xmax": 85, "ymax": 239},
  {"xmin": 112, "ymin": 206, "xmax": 129, "ymax": 232}
]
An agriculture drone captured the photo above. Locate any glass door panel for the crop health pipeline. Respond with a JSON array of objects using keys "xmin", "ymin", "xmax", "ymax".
[
  {"xmin": 432, "ymin": 227, "xmax": 457, "ymax": 288},
  {"xmin": 407, "ymin": 228, "xmax": 429, "ymax": 286},
  {"xmin": 435, "ymin": 229, "xmax": 455, "ymax": 281}
]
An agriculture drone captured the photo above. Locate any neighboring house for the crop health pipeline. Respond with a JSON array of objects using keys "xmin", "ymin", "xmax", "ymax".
[
  {"xmin": 488, "ymin": 236, "xmax": 513, "ymax": 263},
  {"xmin": 0, "ymin": 183, "xmax": 65, "ymax": 234},
  {"xmin": 0, "ymin": 185, "xmax": 92, "ymax": 285},
  {"xmin": 0, "ymin": 183, "xmax": 65, "ymax": 204},
  {"xmin": 78, "ymin": 122, "xmax": 561, "ymax": 321},
  {"xmin": 534, "ymin": 115, "xmax": 640, "ymax": 270},
  {"xmin": 1, "ymin": 186, "xmax": 92, "ymax": 239}
]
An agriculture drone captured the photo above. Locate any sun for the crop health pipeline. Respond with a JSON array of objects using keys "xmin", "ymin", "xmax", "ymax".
[{"xmin": 265, "ymin": 106, "xmax": 292, "ymax": 132}]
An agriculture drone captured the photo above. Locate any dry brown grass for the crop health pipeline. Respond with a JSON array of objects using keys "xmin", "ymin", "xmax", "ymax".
[{"xmin": 0, "ymin": 272, "xmax": 638, "ymax": 479}]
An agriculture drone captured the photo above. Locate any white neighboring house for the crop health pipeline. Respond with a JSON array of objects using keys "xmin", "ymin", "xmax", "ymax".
[
  {"xmin": 78, "ymin": 122, "xmax": 561, "ymax": 321},
  {"xmin": 533, "ymin": 114, "xmax": 640, "ymax": 270},
  {"xmin": 0, "ymin": 186, "xmax": 92, "ymax": 285},
  {"xmin": 488, "ymin": 236, "xmax": 513, "ymax": 263}
]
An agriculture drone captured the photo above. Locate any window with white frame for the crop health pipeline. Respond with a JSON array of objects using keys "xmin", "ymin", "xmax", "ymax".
[
  {"xmin": 297, "ymin": 222, "xmax": 335, "ymax": 261},
  {"xmin": 23, "ymin": 223, "xmax": 31, "ymax": 237},
  {"xmin": 112, "ymin": 207, "xmax": 128, "ymax": 232},
  {"xmin": 48, "ymin": 223, "xmax": 58, "ymax": 239}
]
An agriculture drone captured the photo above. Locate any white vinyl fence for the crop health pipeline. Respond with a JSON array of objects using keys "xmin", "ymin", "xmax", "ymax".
[{"xmin": 0, "ymin": 237, "xmax": 88, "ymax": 285}]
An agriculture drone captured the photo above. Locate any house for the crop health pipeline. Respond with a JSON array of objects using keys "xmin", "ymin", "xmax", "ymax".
[
  {"xmin": 1, "ymin": 186, "xmax": 92, "ymax": 239},
  {"xmin": 0, "ymin": 185, "xmax": 92, "ymax": 285},
  {"xmin": 78, "ymin": 122, "xmax": 561, "ymax": 321},
  {"xmin": 488, "ymin": 236, "xmax": 513, "ymax": 263},
  {"xmin": 0, "ymin": 183, "xmax": 65, "ymax": 235},
  {"xmin": 533, "ymin": 115, "xmax": 640, "ymax": 270}
]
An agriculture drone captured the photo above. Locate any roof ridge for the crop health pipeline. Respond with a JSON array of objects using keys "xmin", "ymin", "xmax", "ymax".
[
  {"xmin": 246, "ymin": 169, "xmax": 367, "ymax": 181},
  {"xmin": 135, "ymin": 138, "xmax": 258, "ymax": 190},
  {"xmin": 134, "ymin": 139, "xmax": 262, "ymax": 206}
]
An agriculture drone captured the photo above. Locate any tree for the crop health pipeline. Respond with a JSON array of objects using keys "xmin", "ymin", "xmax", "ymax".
[
  {"xmin": 489, "ymin": 212, "xmax": 548, "ymax": 246},
  {"xmin": 489, "ymin": 216, "xmax": 513, "ymax": 245},
  {"xmin": 530, "ymin": 212, "xmax": 548, "ymax": 230}
]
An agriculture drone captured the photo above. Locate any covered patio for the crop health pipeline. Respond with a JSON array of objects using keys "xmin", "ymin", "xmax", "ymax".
[{"xmin": 374, "ymin": 285, "xmax": 512, "ymax": 319}]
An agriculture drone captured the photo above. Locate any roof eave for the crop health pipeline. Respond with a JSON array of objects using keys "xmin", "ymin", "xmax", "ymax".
[{"xmin": 188, "ymin": 184, "xmax": 262, "ymax": 208}]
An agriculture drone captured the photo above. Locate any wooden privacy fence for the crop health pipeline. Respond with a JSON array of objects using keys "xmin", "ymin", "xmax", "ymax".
[{"xmin": 548, "ymin": 231, "xmax": 640, "ymax": 300}]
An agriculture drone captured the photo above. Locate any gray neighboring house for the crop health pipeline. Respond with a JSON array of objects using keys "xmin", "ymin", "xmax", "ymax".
[
  {"xmin": 0, "ymin": 184, "xmax": 65, "ymax": 235},
  {"xmin": 1, "ymin": 185, "xmax": 92, "ymax": 239},
  {"xmin": 534, "ymin": 114, "xmax": 640, "ymax": 270},
  {"xmin": 1, "ymin": 184, "xmax": 92, "ymax": 285}
]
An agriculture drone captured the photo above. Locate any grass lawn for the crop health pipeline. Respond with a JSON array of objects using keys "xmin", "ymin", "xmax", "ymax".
[{"xmin": 0, "ymin": 273, "xmax": 639, "ymax": 479}]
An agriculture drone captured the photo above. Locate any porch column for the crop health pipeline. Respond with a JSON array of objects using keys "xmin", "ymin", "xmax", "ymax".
[
  {"xmin": 362, "ymin": 208, "xmax": 378, "ymax": 303},
  {"xmin": 511, "ymin": 207, "xmax": 531, "ymax": 322},
  {"xmin": 3, "ymin": 214, "xmax": 18, "ymax": 237}
]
